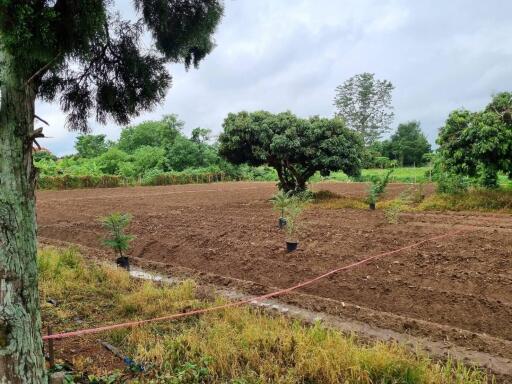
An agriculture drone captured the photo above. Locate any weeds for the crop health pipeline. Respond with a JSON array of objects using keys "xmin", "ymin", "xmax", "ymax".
[
  {"xmin": 418, "ymin": 188, "xmax": 512, "ymax": 212},
  {"xmin": 39, "ymin": 247, "xmax": 489, "ymax": 384},
  {"xmin": 384, "ymin": 201, "xmax": 403, "ymax": 224}
]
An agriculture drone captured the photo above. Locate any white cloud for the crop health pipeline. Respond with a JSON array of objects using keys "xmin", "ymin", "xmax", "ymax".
[{"xmin": 36, "ymin": 0, "xmax": 512, "ymax": 155}]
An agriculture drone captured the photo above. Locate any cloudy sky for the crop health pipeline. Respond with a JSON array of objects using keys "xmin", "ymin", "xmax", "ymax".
[{"xmin": 37, "ymin": 0, "xmax": 512, "ymax": 156}]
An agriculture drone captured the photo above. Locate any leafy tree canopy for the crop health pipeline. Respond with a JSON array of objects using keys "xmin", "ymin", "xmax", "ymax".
[
  {"xmin": 334, "ymin": 72, "xmax": 394, "ymax": 146},
  {"xmin": 437, "ymin": 92, "xmax": 512, "ymax": 188},
  {"xmin": 75, "ymin": 134, "xmax": 111, "ymax": 158},
  {"xmin": 218, "ymin": 111, "xmax": 363, "ymax": 193},
  {"xmin": 118, "ymin": 114, "xmax": 184, "ymax": 152},
  {"xmin": 191, "ymin": 127, "xmax": 212, "ymax": 143},
  {"xmin": 383, "ymin": 121, "xmax": 431, "ymax": 166},
  {"xmin": 1, "ymin": 0, "xmax": 223, "ymax": 131}
]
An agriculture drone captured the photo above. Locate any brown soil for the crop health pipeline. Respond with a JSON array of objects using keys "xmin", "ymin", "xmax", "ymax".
[{"xmin": 37, "ymin": 181, "xmax": 512, "ymax": 376}]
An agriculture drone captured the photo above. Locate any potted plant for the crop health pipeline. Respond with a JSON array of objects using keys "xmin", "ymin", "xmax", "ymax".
[
  {"xmin": 270, "ymin": 191, "xmax": 291, "ymax": 229},
  {"xmin": 283, "ymin": 192, "xmax": 312, "ymax": 252},
  {"xmin": 100, "ymin": 212, "xmax": 134, "ymax": 271},
  {"xmin": 366, "ymin": 169, "xmax": 393, "ymax": 210}
]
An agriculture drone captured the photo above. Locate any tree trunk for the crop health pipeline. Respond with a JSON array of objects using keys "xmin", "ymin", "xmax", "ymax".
[{"xmin": 0, "ymin": 61, "xmax": 46, "ymax": 382}]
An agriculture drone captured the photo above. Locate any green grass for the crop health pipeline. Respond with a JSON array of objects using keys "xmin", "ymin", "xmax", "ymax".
[
  {"xmin": 310, "ymin": 167, "xmax": 432, "ymax": 184},
  {"xmin": 39, "ymin": 247, "xmax": 488, "ymax": 383}
]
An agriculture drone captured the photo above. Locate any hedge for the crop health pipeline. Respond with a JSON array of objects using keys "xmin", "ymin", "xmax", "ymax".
[{"xmin": 37, "ymin": 172, "xmax": 229, "ymax": 190}]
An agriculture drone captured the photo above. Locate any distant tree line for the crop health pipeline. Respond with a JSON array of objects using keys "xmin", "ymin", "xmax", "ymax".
[{"xmin": 34, "ymin": 115, "xmax": 276, "ymax": 183}]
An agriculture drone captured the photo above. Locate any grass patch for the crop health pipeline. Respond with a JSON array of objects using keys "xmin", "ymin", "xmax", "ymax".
[
  {"xmin": 311, "ymin": 167, "xmax": 432, "ymax": 184},
  {"xmin": 313, "ymin": 190, "xmax": 368, "ymax": 210},
  {"xmin": 418, "ymin": 188, "xmax": 512, "ymax": 212},
  {"xmin": 39, "ymin": 247, "xmax": 488, "ymax": 383}
]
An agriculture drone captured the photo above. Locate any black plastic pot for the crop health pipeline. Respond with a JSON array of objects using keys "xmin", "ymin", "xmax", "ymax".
[
  {"xmin": 278, "ymin": 217, "xmax": 287, "ymax": 229},
  {"xmin": 286, "ymin": 241, "xmax": 298, "ymax": 252},
  {"xmin": 369, "ymin": 202, "xmax": 376, "ymax": 210},
  {"xmin": 116, "ymin": 256, "xmax": 130, "ymax": 271}
]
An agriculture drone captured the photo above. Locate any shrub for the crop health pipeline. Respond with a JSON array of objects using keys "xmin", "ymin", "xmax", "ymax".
[{"xmin": 366, "ymin": 169, "xmax": 394, "ymax": 207}]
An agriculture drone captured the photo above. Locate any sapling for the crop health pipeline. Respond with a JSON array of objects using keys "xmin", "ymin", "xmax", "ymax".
[
  {"xmin": 270, "ymin": 191, "xmax": 292, "ymax": 229},
  {"xmin": 100, "ymin": 212, "xmax": 134, "ymax": 270},
  {"xmin": 366, "ymin": 169, "xmax": 394, "ymax": 209},
  {"xmin": 283, "ymin": 193, "xmax": 312, "ymax": 252}
]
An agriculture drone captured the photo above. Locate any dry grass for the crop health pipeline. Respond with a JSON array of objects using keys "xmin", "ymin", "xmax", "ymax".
[
  {"xmin": 39, "ymin": 247, "xmax": 489, "ymax": 383},
  {"xmin": 418, "ymin": 189, "xmax": 512, "ymax": 213},
  {"xmin": 313, "ymin": 190, "xmax": 369, "ymax": 210},
  {"xmin": 314, "ymin": 187, "xmax": 512, "ymax": 214}
]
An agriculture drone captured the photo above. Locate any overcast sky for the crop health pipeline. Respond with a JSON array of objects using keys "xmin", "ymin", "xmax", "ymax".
[{"xmin": 37, "ymin": 0, "xmax": 512, "ymax": 156}]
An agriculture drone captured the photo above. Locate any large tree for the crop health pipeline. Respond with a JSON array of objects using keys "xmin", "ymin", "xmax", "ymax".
[
  {"xmin": 383, "ymin": 121, "xmax": 431, "ymax": 166},
  {"xmin": 437, "ymin": 92, "xmax": 512, "ymax": 188},
  {"xmin": 218, "ymin": 111, "xmax": 363, "ymax": 193},
  {"xmin": 333, "ymin": 72, "xmax": 394, "ymax": 146},
  {"xmin": 118, "ymin": 114, "xmax": 184, "ymax": 152},
  {"xmin": 0, "ymin": 1, "xmax": 222, "ymax": 381},
  {"xmin": 75, "ymin": 134, "xmax": 110, "ymax": 158}
]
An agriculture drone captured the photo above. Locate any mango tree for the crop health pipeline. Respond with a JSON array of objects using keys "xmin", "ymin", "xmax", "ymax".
[
  {"xmin": 218, "ymin": 111, "xmax": 363, "ymax": 193},
  {"xmin": 437, "ymin": 92, "xmax": 512, "ymax": 188}
]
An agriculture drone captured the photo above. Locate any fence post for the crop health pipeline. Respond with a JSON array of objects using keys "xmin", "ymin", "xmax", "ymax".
[{"xmin": 47, "ymin": 326, "xmax": 55, "ymax": 369}]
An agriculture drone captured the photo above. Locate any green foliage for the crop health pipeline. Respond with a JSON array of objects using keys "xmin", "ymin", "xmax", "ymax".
[
  {"xmin": 118, "ymin": 115, "xmax": 183, "ymax": 152},
  {"xmin": 33, "ymin": 149, "xmax": 57, "ymax": 162},
  {"xmin": 1, "ymin": 1, "xmax": 223, "ymax": 130},
  {"xmin": 132, "ymin": 146, "xmax": 166, "ymax": 176},
  {"xmin": 97, "ymin": 147, "xmax": 131, "ymax": 175},
  {"xmin": 165, "ymin": 135, "xmax": 208, "ymax": 171},
  {"xmin": 437, "ymin": 92, "xmax": 512, "ymax": 188},
  {"xmin": 75, "ymin": 134, "xmax": 110, "ymax": 158},
  {"xmin": 334, "ymin": 72, "xmax": 395, "ymax": 146},
  {"xmin": 383, "ymin": 121, "xmax": 431, "ymax": 166},
  {"xmin": 367, "ymin": 169, "xmax": 394, "ymax": 205},
  {"xmin": 219, "ymin": 111, "xmax": 363, "ymax": 193},
  {"xmin": 191, "ymin": 127, "xmax": 212, "ymax": 144},
  {"xmin": 270, "ymin": 191, "xmax": 292, "ymax": 218},
  {"xmin": 99, "ymin": 213, "xmax": 134, "ymax": 258}
]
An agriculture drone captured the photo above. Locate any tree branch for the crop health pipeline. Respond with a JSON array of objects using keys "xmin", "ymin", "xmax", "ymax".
[{"xmin": 24, "ymin": 53, "xmax": 61, "ymax": 87}]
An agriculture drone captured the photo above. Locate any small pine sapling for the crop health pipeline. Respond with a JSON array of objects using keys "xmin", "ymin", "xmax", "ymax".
[
  {"xmin": 100, "ymin": 212, "xmax": 134, "ymax": 270},
  {"xmin": 366, "ymin": 169, "xmax": 394, "ymax": 209},
  {"xmin": 283, "ymin": 192, "xmax": 312, "ymax": 252},
  {"xmin": 270, "ymin": 191, "xmax": 292, "ymax": 229}
]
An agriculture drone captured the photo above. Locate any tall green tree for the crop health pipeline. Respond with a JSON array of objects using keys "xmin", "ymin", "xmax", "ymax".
[
  {"xmin": 0, "ymin": 1, "xmax": 222, "ymax": 381},
  {"xmin": 75, "ymin": 134, "xmax": 110, "ymax": 158},
  {"xmin": 219, "ymin": 111, "xmax": 363, "ymax": 193},
  {"xmin": 333, "ymin": 72, "xmax": 394, "ymax": 146},
  {"xmin": 383, "ymin": 121, "xmax": 431, "ymax": 166},
  {"xmin": 118, "ymin": 114, "xmax": 184, "ymax": 152},
  {"xmin": 437, "ymin": 92, "xmax": 512, "ymax": 188}
]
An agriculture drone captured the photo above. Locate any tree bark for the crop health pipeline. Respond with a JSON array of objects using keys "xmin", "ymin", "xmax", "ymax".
[{"xmin": 0, "ymin": 56, "xmax": 46, "ymax": 383}]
